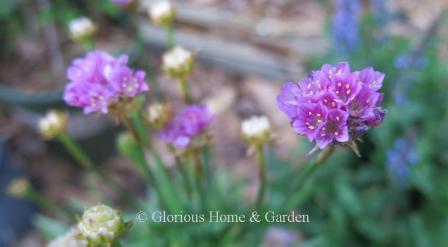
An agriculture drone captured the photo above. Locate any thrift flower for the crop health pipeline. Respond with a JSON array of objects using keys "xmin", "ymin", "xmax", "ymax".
[
  {"xmin": 149, "ymin": 1, "xmax": 175, "ymax": 26},
  {"xmin": 277, "ymin": 61, "xmax": 385, "ymax": 150},
  {"xmin": 162, "ymin": 46, "xmax": 195, "ymax": 80},
  {"xmin": 68, "ymin": 17, "xmax": 96, "ymax": 41},
  {"xmin": 38, "ymin": 111, "xmax": 68, "ymax": 139},
  {"xmin": 241, "ymin": 116, "xmax": 272, "ymax": 146},
  {"xmin": 144, "ymin": 102, "xmax": 174, "ymax": 129},
  {"xmin": 63, "ymin": 50, "xmax": 149, "ymax": 114},
  {"xmin": 160, "ymin": 105, "xmax": 213, "ymax": 150},
  {"xmin": 47, "ymin": 227, "xmax": 87, "ymax": 247},
  {"xmin": 78, "ymin": 204, "xmax": 129, "ymax": 246}
]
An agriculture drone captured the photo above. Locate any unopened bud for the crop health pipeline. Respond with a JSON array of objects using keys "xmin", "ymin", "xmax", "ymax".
[
  {"xmin": 78, "ymin": 204, "xmax": 131, "ymax": 246},
  {"xmin": 241, "ymin": 116, "xmax": 272, "ymax": 146},
  {"xmin": 144, "ymin": 102, "xmax": 173, "ymax": 129},
  {"xmin": 38, "ymin": 111, "xmax": 68, "ymax": 139},
  {"xmin": 69, "ymin": 17, "xmax": 96, "ymax": 41},
  {"xmin": 163, "ymin": 46, "xmax": 195, "ymax": 80},
  {"xmin": 148, "ymin": 1, "xmax": 175, "ymax": 26},
  {"xmin": 6, "ymin": 178, "xmax": 30, "ymax": 197}
]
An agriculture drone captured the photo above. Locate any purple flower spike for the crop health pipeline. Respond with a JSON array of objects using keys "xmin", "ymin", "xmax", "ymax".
[
  {"xmin": 160, "ymin": 105, "xmax": 213, "ymax": 149},
  {"xmin": 63, "ymin": 50, "xmax": 149, "ymax": 114},
  {"xmin": 277, "ymin": 61, "xmax": 386, "ymax": 149}
]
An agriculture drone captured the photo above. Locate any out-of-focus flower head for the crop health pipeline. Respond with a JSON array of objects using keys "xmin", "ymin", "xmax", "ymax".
[
  {"xmin": 47, "ymin": 227, "xmax": 87, "ymax": 247},
  {"xmin": 148, "ymin": 1, "xmax": 175, "ymax": 26},
  {"xmin": 78, "ymin": 204, "xmax": 130, "ymax": 246},
  {"xmin": 387, "ymin": 137, "xmax": 418, "ymax": 188},
  {"xmin": 38, "ymin": 111, "xmax": 68, "ymax": 139},
  {"xmin": 63, "ymin": 50, "xmax": 149, "ymax": 114},
  {"xmin": 332, "ymin": 0, "xmax": 361, "ymax": 55},
  {"xmin": 144, "ymin": 102, "xmax": 174, "ymax": 129},
  {"xmin": 6, "ymin": 177, "xmax": 30, "ymax": 197},
  {"xmin": 160, "ymin": 105, "xmax": 213, "ymax": 151},
  {"xmin": 68, "ymin": 17, "xmax": 96, "ymax": 41},
  {"xmin": 241, "ymin": 116, "xmax": 272, "ymax": 146},
  {"xmin": 162, "ymin": 46, "xmax": 195, "ymax": 80},
  {"xmin": 277, "ymin": 61, "xmax": 386, "ymax": 150}
]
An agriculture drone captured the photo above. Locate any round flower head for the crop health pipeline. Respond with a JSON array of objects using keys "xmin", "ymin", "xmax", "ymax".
[
  {"xmin": 160, "ymin": 105, "xmax": 213, "ymax": 151},
  {"xmin": 277, "ymin": 61, "xmax": 386, "ymax": 150},
  {"xmin": 148, "ymin": 1, "xmax": 175, "ymax": 26},
  {"xmin": 162, "ymin": 46, "xmax": 195, "ymax": 80},
  {"xmin": 78, "ymin": 204, "xmax": 128, "ymax": 246},
  {"xmin": 68, "ymin": 17, "xmax": 96, "ymax": 41},
  {"xmin": 241, "ymin": 116, "xmax": 272, "ymax": 146},
  {"xmin": 64, "ymin": 50, "xmax": 149, "ymax": 114},
  {"xmin": 144, "ymin": 102, "xmax": 174, "ymax": 129},
  {"xmin": 6, "ymin": 178, "xmax": 30, "ymax": 197},
  {"xmin": 38, "ymin": 110, "xmax": 68, "ymax": 139},
  {"xmin": 48, "ymin": 227, "xmax": 87, "ymax": 247}
]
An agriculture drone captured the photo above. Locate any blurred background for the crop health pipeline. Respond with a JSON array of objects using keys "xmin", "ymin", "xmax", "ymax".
[{"xmin": 1, "ymin": 0, "xmax": 448, "ymax": 246}]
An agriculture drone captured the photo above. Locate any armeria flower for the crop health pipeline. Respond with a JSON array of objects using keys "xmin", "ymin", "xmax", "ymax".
[
  {"xmin": 68, "ymin": 17, "xmax": 96, "ymax": 41},
  {"xmin": 241, "ymin": 116, "xmax": 272, "ymax": 146},
  {"xmin": 38, "ymin": 110, "xmax": 68, "ymax": 139},
  {"xmin": 63, "ymin": 50, "xmax": 148, "ymax": 114},
  {"xmin": 48, "ymin": 227, "xmax": 87, "ymax": 247},
  {"xmin": 78, "ymin": 204, "xmax": 130, "ymax": 246},
  {"xmin": 144, "ymin": 102, "xmax": 174, "ymax": 129},
  {"xmin": 148, "ymin": 1, "xmax": 175, "ymax": 26},
  {"xmin": 160, "ymin": 105, "xmax": 213, "ymax": 150},
  {"xmin": 162, "ymin": 46, "xmax": 195, "ymax": 80},
  {"xmin": 277, "ymin": 61, "xmax": 386, "ymax": 150}
]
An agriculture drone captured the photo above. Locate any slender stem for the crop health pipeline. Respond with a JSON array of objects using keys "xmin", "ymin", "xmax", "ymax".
[
  {"xmin": 57, "ymin": 133, "xmax": 142, "ymax": 209},
  {"xmin": 255, "ymin": 145, "xmax": 266, "ymax": 209},
  {"xmin": 121, "ymin": 115, "xmax": 143, "ymax": 145},
  {"xmin": 164, "ymin": 24, "xmax": 174, "ymax": 48},
  {"xmin": 25, "ymin": 188, "xmax": 72, "ymax": 220},
  {"xmin": 178, "ymin": 78, "xmax": 193, "ymax": 103},
  {"xmin": 192, "ymin": 151, "xmax": 206, "ymax": 210}
]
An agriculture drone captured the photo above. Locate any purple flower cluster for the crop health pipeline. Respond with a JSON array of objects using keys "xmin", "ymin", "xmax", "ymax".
[
  {"xmin": 277, "ymin": 62, "xmax": 385, "ymax": 149},
  {"xmin": 64, "ymin": 50, "xmax": 149, "ymax": 114},
  {"xmin": 160, "ymin": 105, "xmax": 213, "ymax": 149}
]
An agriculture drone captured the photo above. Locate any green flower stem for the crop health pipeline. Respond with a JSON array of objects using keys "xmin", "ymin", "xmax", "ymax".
[
  {"xmin": 130, "ymin": 111, "xmax": 150, "ymax": 147},
  {"xmin": 148, "ymin": 149, "xmax": 182, "ymax": 212},
  {"xmin": 255, "ymin": 145, "xmax": 267, "ymax": 209},
  {"xmin": 81, "ymin": 37, "xmax": 95, "ymax": 51},
  {"xmin": 57, "ymin": 132, "xmax": 142, "ymax": 209},
  {"xmin": 285, "ymin": 146, "xmax": 335, "ymax": 209},
  {"xmin": 178, "ymin": 78, "xmax": 193, "ymax": 104},
  {"xmin": 192, "ymin": 151, "xmax": 206, "ymax": 210},
  {"xmin": 25, "ymin": 188, "xmax": 71, "ymax": 220},
  {"xmin": 164, "ymin": 24, "xmax": 174, "ymax": 48}
]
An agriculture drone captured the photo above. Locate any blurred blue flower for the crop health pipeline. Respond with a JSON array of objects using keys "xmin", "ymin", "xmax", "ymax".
[
  {"xmin": 386, "ymin": 138, "xmax": 418, "ymax": 188},
  {"xmin": 332, "ymin": 0, "xmax": 361, "ymax": 55}
]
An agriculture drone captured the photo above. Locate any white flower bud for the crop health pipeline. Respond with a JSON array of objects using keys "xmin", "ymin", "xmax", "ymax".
[
  {"xmin": 241, "ymin": 116, "xmax": 272, "ymax": 145},
  {"xmin": 47, "ymin": 228, "xmax": 87, "ymax": 247},
  {"xmin": 78, "ymin": 204, "xmax": 126, "ymax": 246},
  {"xmin": 38, "ymin": 111, "xmax": 68, "ymax": 139},
  {"xmin": 148, "ymin": 1, "xmax": 175, "ymax": 26},
  {"xmin": 69, "ymin": 17, "xmax": 96, "ymax": 41},
  {"xmin": 162, "ymin": 46, "xmax": 195, "ymax": 80},
  {"xmin": 144, "ymin": 102, "xmax": 173, "ymax": 129},
  {"xmin": 6, "ymin": 178, "xmax": 30, "ymax": 197}
]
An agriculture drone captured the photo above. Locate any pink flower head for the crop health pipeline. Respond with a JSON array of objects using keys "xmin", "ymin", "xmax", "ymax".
[
  {"xmin": 160, "ymin": 105, "xmax": 213, "ymax": 149},
  {"xmin": 277, "ymin": 61, "xmax": 385, "ymax": 149},
  {"xmin": 63, "ymin": 50, "xmax": 149, "ymax": 114}
]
